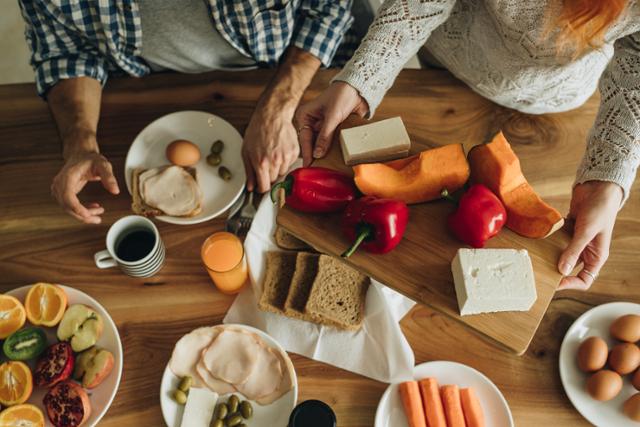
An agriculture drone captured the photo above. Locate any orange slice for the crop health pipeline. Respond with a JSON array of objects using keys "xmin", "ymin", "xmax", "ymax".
[
  {"xmin": 0, "ymin": 295, "xmax": 26, "ymax": 339},
  {"xmin": 0, "ymin": 361, "xmax": 33, "ymax": 406},
  {"xmin": 0, "ymin": 403, "xmax": 45, "ymax": 427},
  {"xmin": 25, "ymin": 283, "xmax": 67, "ymax": 327}
]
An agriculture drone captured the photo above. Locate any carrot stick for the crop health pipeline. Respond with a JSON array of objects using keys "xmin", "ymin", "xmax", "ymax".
[
  {"xmin": 399, "ymin": 381, "xmax": 427, "ymax": 427},
  {"xmin": 418, "ymin": 378, "xmax": 447, "ymax": 427},
  {"xmin": 460, "ymin": 388, "xmax": 485, "ymax": 427},
  {"xmin": 440, "ymin": 385, "xmax": 466, "ymax": 427}
]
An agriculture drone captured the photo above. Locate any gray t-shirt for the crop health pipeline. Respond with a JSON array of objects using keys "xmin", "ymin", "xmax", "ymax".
[{"xmin": 137, "ymin": 0, "xmax": 255, "ymax": 73}]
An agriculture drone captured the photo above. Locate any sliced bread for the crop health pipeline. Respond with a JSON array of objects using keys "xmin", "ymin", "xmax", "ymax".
[
  {"xmin": 305, "ymin": 255, "xmax": 370, "ymax": 331},
  {"xmin": 284, "ymin": 253, "xmax": 320, "ymax": 321},
  {"xmin": 274, "ymin": 227, "xmax": 312, "ymax": 251},
  {"xmin": 131, "ymin": 166, "xmax": 201, "ymax": 217},
  {"xmin": 258, "ymin": 251, "xmax": 298, "ymax": 314}
]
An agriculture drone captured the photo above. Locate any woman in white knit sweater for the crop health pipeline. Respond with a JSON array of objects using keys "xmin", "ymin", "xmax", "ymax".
[{"xmin": 296, "ymin": 0, "xmax": 639, "ymax": 291}]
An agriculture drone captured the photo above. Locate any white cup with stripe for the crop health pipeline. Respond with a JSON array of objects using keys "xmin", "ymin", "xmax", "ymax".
[{"xmin": 94, "ymin": 215, "xmax": 165, "ymax": 278}]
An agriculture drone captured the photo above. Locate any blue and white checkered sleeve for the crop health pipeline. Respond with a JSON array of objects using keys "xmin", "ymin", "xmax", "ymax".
[
  {"xmin": 292, "ymin": 0, "xmax": 354, "ymax": 67},
  {"xmin": 18, "ymin": 0, "xmax": 108, "ymax": 98}
]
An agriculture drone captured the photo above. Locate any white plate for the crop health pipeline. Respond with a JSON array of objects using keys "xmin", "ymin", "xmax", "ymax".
[
  {"xmin": 375, "ymin": 361, "xmax": 514, "ymax": 427},
  {"xmin": 559, "ymin": 302, "xmax": 640, "ymax": 427},
  {"xmin": 160, "ymin": 324, "xmax": 298, "ymax": 427},
  {"xmin": 125, "ymin": 110, "xmax": 246, "ymax": 225},
  {"xmin": 6, "ymin": 285, "xmax": 123, "ymax": 427}
]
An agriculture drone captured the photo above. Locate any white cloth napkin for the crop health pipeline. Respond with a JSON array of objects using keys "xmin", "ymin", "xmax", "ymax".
[{"xmin": 224, "ymin": 176, "xmax": 416, "ymax": 384}]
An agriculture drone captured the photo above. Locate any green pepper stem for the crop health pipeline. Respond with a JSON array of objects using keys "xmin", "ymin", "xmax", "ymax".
[
  {"xmin": 270, "ymin": 176, "xmax": 292, "ymax": 204},
  {"xmin": 341, "ymin": 227, "xmax": 372, "ymax": 258}
]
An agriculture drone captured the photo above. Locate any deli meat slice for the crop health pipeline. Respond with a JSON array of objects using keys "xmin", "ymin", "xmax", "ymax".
[
  {"xmin": 196, "ymin": 356, "xmax": 236, "ymax": 395},
  {"xmin": 255, "ymin": 347, "xmax": 295, "ymax": 405},
  {"xmin": 169, "ymin": 326, "xmax": 220, "ymax": 388},
  {"xmin": 141, "ymin": 165, "xmax": 202, "ymax": 216},
  {"xmin": 202, "ymin": 329, "xmax": 260, "ymax": 385},
  {"xmin": 234, "ymin": 344, "xmax": 283, "ymax": 400}
]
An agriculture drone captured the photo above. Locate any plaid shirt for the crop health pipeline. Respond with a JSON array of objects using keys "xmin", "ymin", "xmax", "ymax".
[{"xmin": 19, "ymin": 0, "xmax": 354, "ymax": 97}]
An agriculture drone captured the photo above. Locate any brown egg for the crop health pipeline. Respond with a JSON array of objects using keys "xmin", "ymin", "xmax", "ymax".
[
  {"xmin": 633, "ymin": 368, "xmax": 640, "ymax": 391},
  {"xmin": 586, "ymin": 370, "xmax": 623, "ymax": 401},
  {"xmin": 577, "ymin": 336, "xmax": 609, "ymax": 372},
  {"xmin": 610, "ymin": 314, "xmax": 640, "ymax": 343},
  {"xmin": 166, "ymin": 139, "xmax": 201, "ymax": 166},
  {"xmin": 624, "ymin": 393, "xmax": 640, "ymax": 422},
  {"xmin": 609, "ymin": 343, "xmax": 640, "ymax": 375}
]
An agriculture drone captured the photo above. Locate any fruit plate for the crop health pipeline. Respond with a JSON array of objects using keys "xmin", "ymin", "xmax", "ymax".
[
  {"xmin": 375, "ymin": 361, "xmax": 514, "ymax": 427},
  {"xmin": 559, "ymin": 302, "xmax": 640, "ymax": 426},
  {"xmin": 6, "ymin": 285, "xmax": 123, "ymax": 427},
  {"xmin": 160, "ymin": 324, "xmax": 298, "ymax": 427},
  {"xmin": 124, "ymin": 110, "xmax": 246, "ymax": 225}
]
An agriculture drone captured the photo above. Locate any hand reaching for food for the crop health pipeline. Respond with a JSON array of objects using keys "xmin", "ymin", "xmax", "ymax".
[
  {"xmin": 51, "ymin": 150, "xmax": 120, "ymax": 224},
  {"xmin": 295, "ymin": 82, "xmax": 369, "ymax": 165},
  {"xmin": 558, "ymin": 181, "xmax": 623, "ymax": 290}
]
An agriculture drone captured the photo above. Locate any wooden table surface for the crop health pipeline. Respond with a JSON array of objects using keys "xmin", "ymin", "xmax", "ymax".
[{"xmin": 0, "ymin": 69, "xmax": 638, "ymax": 426}]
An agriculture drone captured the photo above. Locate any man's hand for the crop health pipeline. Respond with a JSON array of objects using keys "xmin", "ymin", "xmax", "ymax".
[
  {"xmin": 558, "ymin": 181, "xmax": 623, "ymax": 290},
  {"xmin": 52, "ymin": 150, "xmax": 119, "ymax": 224},
  {"xmin": 242, "ymin": 107, "xmax": 300, "ymax": 193}
]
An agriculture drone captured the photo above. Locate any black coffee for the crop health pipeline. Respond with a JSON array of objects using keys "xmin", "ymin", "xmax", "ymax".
[{"xmin": 116, "ymin": 230, "xmax": 156, "ymax": 262}]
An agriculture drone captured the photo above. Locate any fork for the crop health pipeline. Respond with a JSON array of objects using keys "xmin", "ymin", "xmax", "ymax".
[
  {"xmin": 224, "ymin": 191, "xmax": 247, "ymax": 233},
  {"xmin": 235, "ymin": 191, "xmax": 256, "ymax": 234}
]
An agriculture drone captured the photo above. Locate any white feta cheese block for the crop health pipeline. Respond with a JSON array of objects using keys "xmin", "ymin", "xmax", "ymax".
[
  {"xmin": 451, "ymin": 248, "xmax": 537, "ymax": 316},
  {"xmin": 339, "ymin": 116, "xmax": 411, "ymax": 165},
  {"xmin": 180, "ymin": 387, "xmax": 219, "ymax": 427}
]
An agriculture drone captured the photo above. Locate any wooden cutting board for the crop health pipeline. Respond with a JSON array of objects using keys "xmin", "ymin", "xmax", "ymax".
[{"xmin": 278, "ymin": 115, "xmax": 572, "ymax": 355}]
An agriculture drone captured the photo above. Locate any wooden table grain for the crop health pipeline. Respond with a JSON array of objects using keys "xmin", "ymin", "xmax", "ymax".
[{"xmin": 0, "ymin": 69, "xmax": 638, "ymax": 427}]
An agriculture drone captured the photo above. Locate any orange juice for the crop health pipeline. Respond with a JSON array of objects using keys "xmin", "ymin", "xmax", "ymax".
[{"xmin": 201, "ymin": 232, "xmax": 248, "ymax": 294}]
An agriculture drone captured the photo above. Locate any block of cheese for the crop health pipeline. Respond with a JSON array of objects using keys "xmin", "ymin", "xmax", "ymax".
[
  {"xmin": 339, "ymin": 117, "xmax": 411, "ymax": 165},
  {"xmin": 451, "ymin": 248, "xmax": 537, "ymax": 316},
  {"xmin": 180, "ymin": 387, "xmax": 219, "ymax": 427}
]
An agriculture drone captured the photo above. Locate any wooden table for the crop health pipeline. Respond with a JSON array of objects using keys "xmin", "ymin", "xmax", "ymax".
[{"xmin": 0, "ymin": 69, "xmax": 638, "ymax": 426}]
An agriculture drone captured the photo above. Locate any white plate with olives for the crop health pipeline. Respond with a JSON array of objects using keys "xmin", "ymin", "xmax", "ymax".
[{"xmin": 125, "ymin": 110, "xmax": 246, "ymax": 225}]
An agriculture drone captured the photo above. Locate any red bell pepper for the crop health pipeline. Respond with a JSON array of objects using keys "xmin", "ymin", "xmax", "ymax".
[
  {"xmin": 443, "ymin": 184, "xmax": 507, "ymax": 248},
  {"xmin": 270, "ymin": 167, "xmax": 356, "ymax": 213},
  {"xmin": 341, "ymin": 196, "xmax": 409, "ymax": 257}
]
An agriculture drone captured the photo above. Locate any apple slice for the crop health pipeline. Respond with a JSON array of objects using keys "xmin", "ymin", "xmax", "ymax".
[
  {"xmin": 57, "ymin": 305, "xmax": 104, "ymax": 352},
  {"xmin": 74, "ymin": 346, "xmax": 114, "ymax": 389}
]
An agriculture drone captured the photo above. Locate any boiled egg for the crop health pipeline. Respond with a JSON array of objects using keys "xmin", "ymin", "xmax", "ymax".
[
  {"xmin": 586, "ymin": 370, "xmax": 623, "ymax": 401},
  {"xmin": 610, "ymin": 314, "xmax": 640, "ymax": 343},
  {"xmin": 624, "ymin": 393, "xmax": 640, "ymax": 422},
  {"xmin": 609, "ymin": 343, "xmax": 640, "ymax": 375},
  {"xmin": 577, "ymin": 336, "xmax": 608, "ymax": 373},
  {"xmin": 166, "ymin": 139, "xmax": 201, "ymax": 166}
]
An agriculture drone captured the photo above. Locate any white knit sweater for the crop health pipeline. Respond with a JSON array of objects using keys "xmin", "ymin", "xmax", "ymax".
[{"xmin": 334, "ymin": 0, "xmax": 640, "ymax": 198}]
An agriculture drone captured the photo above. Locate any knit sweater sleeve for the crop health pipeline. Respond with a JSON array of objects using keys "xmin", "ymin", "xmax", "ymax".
[
  {"xmin": 575, "ymin": 31, "xmax": 640, "ymax": 201},
  {"xmin": 332, "ymin": 0, "xmax": 457, "ymax": 116}
]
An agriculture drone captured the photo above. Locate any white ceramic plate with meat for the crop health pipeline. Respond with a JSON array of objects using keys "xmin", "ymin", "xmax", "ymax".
[
  {"xmin": 125, "ymin": 110, "xmax": 246, "ymax": 225},
  {"xmin": 6, "ymin": 285, "xmax": 123, "ymax": 427},
  {"xmin": 559, "ymin": 302, "xmax": 640, "ymax": 427},
  {"xmin": 375, "ymin": 361, "xmax": 514, "ymax": 427},
  {"xmin": 160, "ymin": 324, "xmax": 297, "ymax": 426}
]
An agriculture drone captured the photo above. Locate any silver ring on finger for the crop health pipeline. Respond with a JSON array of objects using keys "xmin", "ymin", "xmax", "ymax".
[{"xmin": 583, "ymin": 269, "xmax": 598, "ymax": 281}]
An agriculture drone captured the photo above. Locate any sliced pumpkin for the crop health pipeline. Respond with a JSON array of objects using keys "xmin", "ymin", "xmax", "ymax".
[
  {"xmin": 25, "ymin": 283, "xmax": 67, "ymax": 327},
  {"xmin": 354, "ymin": 144, "xmax": 470, "ymax": 204},
  {"xmin": 468, "ymin": 132, "xmax": 564, "ymax": 238},
  {"xmin": 0, "ymin": 295, "xmax": 26, "ymax": 339}
]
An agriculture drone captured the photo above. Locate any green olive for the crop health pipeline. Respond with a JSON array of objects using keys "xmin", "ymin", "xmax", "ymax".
[
  {"xmin": 218, "ymin": 166, "xmax": 232, "ymax": 181},
  {"xmin": 228, "ymin": 395, "xmax": 240, "ymax": 413},
  {"xmin": 206, "ymin": 153, "xmax": 222, "ymax": 166},
  {"xmin": 178, "ymin": 376, "xmax": 192, "ymax": 392},
  {"xmin": 172, "ymin": 389, "xmax": 187, "ymax": 405},
  {"xmin": 226, "ymin": 414, "xmax": 243, "ymax": 426},
  {"xmin": 215, "ymin": 403, "xmax": 228, "ymax": 420},
  {"xmin": 211, "ymin": 140, "xmax": 224, "ymax": 154},
  {"xmin": 240, "ymin": 401, "xmax": 253, "ymax": 419},
  {"xmin": 211, "ymin": 420, "xmax": 224, "ymax": 427}
]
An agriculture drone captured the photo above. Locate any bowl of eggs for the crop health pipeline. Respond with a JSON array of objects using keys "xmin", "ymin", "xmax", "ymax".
[{"xmin": 560, "ymin": 302, "xmax": 640, "ymax": 425}]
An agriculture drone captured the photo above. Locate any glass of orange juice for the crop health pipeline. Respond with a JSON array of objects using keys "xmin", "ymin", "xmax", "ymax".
[{"xmin": 201, "ymin": 232, "xmax": 248, "ymax": 294}]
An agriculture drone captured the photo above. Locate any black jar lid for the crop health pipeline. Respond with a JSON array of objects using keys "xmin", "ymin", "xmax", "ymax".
[{"xmin": 288, "ymin": 399, "xmax": 337, "ymax": 427}]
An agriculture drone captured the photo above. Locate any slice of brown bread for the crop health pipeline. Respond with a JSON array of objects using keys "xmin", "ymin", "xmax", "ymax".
[
  {"xmin": 274, "ymin": 227, "xmax": 312, "ymax": 251},
  {"xmin": 305, "ymin": 255, "xmax": 370, "ymax": 331},
  {"xmin": 284, "ymin": 252, "xmax": 320, "ymax": 321},
  {"xmin": 131, "ymin": 166, "xmax": 201, "ymax": 218},
  {"xmin": 258, "ymin": 251, "xmax": 298, "ymax": 314}
]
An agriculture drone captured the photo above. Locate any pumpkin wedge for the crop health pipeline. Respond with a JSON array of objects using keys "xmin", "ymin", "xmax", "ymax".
[
  {"xmin": 468, "ymin": 132, "xmax": 563, "ymax": 238},
  {"xmin": 354, "ymin": 144, "xmax": 470, "ymax": 204}
]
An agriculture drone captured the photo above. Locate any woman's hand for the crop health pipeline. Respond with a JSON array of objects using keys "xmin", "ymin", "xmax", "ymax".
[
  {"xmin": 558, "ymin": 181, "xmax": 623, "ymax": 290},
  {"xmin": 242, "ymin": 107, "xmax": 300, "ymax": 193},
  {"xmin": 295, "ymin": 82, "xmax": 369, "ymax": 165},
  {"xmin": 51, "ymin": 150, "xmax": 120, "ymax": 224}
]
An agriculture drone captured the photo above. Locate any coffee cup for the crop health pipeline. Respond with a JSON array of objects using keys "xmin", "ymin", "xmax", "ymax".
[{"xmin": 94, "ymin": 215, "xmax": 165, "ymax": 277}]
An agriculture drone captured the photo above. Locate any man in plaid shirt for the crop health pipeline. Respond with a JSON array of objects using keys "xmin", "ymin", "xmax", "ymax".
[{"xmin": 18, "ymin": 0, "xmax": 355, "ymax": 224}]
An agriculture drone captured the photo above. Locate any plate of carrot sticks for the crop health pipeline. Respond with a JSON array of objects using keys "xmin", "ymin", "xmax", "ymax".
[{"xmin": 375, "ymin": 361, "xmax": 514, "ymax": 427}]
